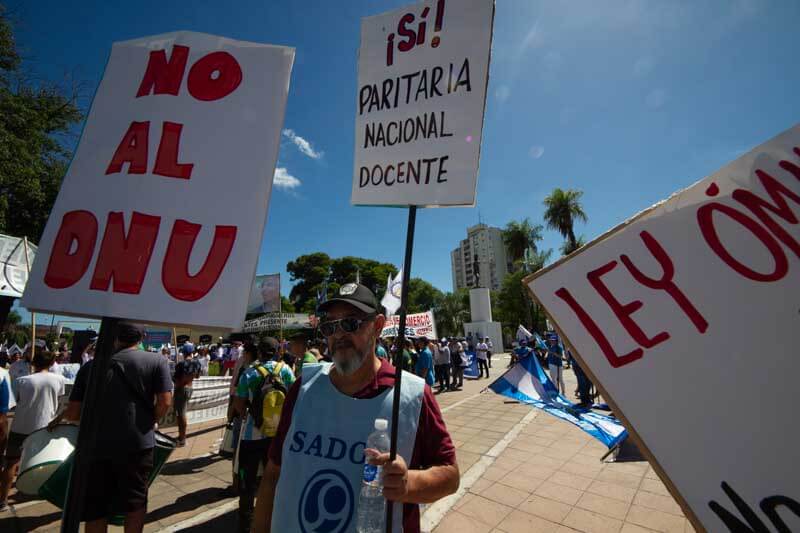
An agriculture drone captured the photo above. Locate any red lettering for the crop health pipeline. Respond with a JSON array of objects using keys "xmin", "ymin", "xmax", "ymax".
[
  {"xmin": 555, "ymin": 287, "xmax": 643, "ymax": 368},
  {"xmin": 732, "ymin": 169, "xmax": 800, "ymax": 258},
  {"xmin": 152, "ymin": 122, "xmax": 194, "ymax": 179},
  {"xmin": 587, "ymin": 260, "xmax": 670, "ymax": 350},
  {"xmin": 187, "ymin": 51, "xmax": 242, "ymax": 102},
  {"xmin": 89, "ymin": 212, "xmax": 161, "ymax": 294},
  {"xmin": 396, "ymin": 14, "xmax": 416, "ymax": 53},
  {"xmin": 697, "ymin": 201, "xmax": 788, "ymax": 282},
  {"xmin": 620, "ymin": 231, "xmax": 708, "ymax": 334},
  {"xmin": 105, "ymin": 121, "xmax": 149, "ymax": 175},
  {"xmin": 136, "ymin": 45, "xmax": 189, "ymax": 97},
  {"xmin": 43, "ymin": 210, "xmax": 98, "ymax": 289},
  {"xmin": 162, "ymin": 220, "xmax": 237, "ymax": 301}
]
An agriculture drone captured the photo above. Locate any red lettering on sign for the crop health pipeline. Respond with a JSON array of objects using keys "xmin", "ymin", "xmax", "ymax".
[
  {"xmin": 187, "ymin": 51, "xmax": 242, "ymax": 102},
  {"xmin": 732, "ymin": 169, "xmax": 800, "ymax": 258},
  {"xmin": 136, "ymin": 45, "xmax": 189, "ymax": 97},
  {"xmin": 697, "ymin": 201, "xmax": 788, "ymax": 282},
  {"xmin": 162, "ymin": 220, "xmax": 237, "ymax": 301},
  {"xmin": 105, "ymin": 121, "xmax": 149, "ymax": 175},
  {"xmin": 587, "ymin": 260, "xmax": 670, "ymax": 349},
  {"xmin": 620, "ymin": 231, "xmax": 708, "ymax": 334},
  {"xmin": 555, "ymin": 287, "xmax": 643, "ymax": 368},
  {"xmin": 43, "ymin": 210, "xmax": 99, "ymax": 289},
  {"xmin": 152, "ymin": 122, "xmax": 194, "ymax": 179},
  {"xmin": 89, "ymin": 211, "xmax": 161, "ymax": 294}
]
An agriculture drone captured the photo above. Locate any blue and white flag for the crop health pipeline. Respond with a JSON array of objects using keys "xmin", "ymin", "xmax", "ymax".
[{"xmin": 488, "ymin": 352, "xmax": 627, "ymax": 448}]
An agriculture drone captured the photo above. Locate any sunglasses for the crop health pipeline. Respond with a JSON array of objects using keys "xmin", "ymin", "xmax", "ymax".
[{"xmin": 319, "ymin": 314, "xmax": 376, "ymax": 337}]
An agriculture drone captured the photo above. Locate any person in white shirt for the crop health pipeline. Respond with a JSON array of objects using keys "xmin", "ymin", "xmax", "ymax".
[
  {"xmin": 476, "ymin": 339, "xmax": 490, "ymax": 379},
  {"xmin": 0, "ymin": 348, "xmax": 65, "ymax": 510},
  {"xmin": 485, "ymin": 337, "xmax": 494, "ymax": 368},
  {"xmin": 196, "ymin": 346, "xmax": 210, "ymax": 376}
]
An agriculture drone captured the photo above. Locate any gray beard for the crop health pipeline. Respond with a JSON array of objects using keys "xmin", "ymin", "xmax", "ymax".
[{"xmin": 333, "ymin": 348, "xmax": 367, "ymax": 376}]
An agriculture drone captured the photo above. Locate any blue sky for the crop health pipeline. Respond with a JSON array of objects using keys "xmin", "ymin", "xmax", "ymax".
[{"xmin": 10, "ymin": 0, "xmax": 800, "ymax": 324}]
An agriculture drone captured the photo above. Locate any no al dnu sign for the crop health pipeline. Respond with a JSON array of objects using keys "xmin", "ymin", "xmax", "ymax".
[{"xmin": 21, "ymin": 32, "xmax": 294, "ymax": 329}]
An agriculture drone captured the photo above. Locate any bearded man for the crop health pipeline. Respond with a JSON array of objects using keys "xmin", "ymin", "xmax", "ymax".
[{"xmin": 252, "ymin": 283, "xmax": 459, "ymax": 533}]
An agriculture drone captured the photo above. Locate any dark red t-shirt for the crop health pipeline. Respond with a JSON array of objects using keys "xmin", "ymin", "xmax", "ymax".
[{"xmin": 268, "ymin": 358, "xmax": 456, "ymax": 533}]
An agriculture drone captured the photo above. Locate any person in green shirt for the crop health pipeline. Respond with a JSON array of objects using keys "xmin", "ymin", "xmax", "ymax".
[{"xmin": 289, "ymin": 331, "xmax": 317, "ymax": 376}]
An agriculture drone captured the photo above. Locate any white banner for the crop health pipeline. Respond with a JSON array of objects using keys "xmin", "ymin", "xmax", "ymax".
[
  {"xmin": 526, "ymin": 125, "xmax": 800, "ymax": 531},
  {"xmin": 381, "ymin": 310, "xmax": 438, "ymax": 339},
  {"xmin": 159, "ymin": 376, "xmax": 231, "ymax": 427},
  {"xmin": 0, "ymin": 234, "xmax": 36, "ymax": 298},
  {"xmin": 242, "ymin": 312, "xmax": 313, "ymax": 333},
  {"xmin": 352, "ymin": 0, "xmax": 494, "ymax": 207},
  {"xmin": 20, "ymin": 32, "xmax": 294, "ymax": 329}
]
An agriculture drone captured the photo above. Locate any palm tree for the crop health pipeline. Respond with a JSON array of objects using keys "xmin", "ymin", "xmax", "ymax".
[
  {"xmin": 560, "ymin": 235, "xmax": 586, "ymax": 256},
  {"xmin": 521, "ymin": 248, "xmax": 553, "ymax": 273},
  {"xmin": 503, "ymin": 218, "xmax": 544, "ymax": 268},
  {"xmin": 543, "ymin": 188, "xmax": 587, "ymax": 253},
  {"xmin": 435, "ymin": 290, "xmax": 470, "ymax": 338}
]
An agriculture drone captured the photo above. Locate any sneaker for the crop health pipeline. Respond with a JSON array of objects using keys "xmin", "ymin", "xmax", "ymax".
[{"xmin": 176, "ymin": 439, "xmax": 186, "ymax": 448}]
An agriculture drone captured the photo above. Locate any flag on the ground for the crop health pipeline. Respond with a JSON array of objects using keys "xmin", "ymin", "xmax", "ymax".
[
  {"xmin": 488, "ymin": 352, "xmax": 627, "ymax": 448},
  {"xmin": 381, "ymin": 269, "xmax": 403, "ymax": 316}
]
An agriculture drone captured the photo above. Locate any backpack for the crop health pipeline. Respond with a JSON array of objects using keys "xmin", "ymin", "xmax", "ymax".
[{"xmin": 250, "ymin": 362, "xmax": 287, "ymax": 437}]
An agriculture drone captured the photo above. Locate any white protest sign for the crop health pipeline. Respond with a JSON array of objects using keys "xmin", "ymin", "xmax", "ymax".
[
  {"xmin": 21, "ymin": 32, "xmax": 294, "ymax": 329},
  {"xmin": 242, "ymin": 313, "xmax": 313, "ymax": 333},
  {"xmin": 0, "ymin": 234, "xmax": 36, "ymax": 298},
  {"xmin": 352, "ymin": 0, "xmax": 494, "ymax": 207},
  {"xmin": 381, "ymin": 310, "xmax": 438, "ymax": 339},
  {"xmin": 525, "ymin": 125, "xmax": 800, "ymax": 532}
]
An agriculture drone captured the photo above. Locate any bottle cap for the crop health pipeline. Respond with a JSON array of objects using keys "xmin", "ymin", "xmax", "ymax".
[{"xmin": 374, "ymin": 418, "xmax": 388, "ymax": 431}]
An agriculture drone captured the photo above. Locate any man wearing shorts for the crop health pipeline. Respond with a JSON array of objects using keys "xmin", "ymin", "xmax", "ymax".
[
  {"xmin": 173, "ymin": 351, "xmax": 201, "ymax": 447},
  {"xmin": 53, "ymin": 322, "xmax": 172, "ymax": 533}
]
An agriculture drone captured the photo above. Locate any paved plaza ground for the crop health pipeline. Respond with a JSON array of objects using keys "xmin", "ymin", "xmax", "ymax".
[{"xmin": 0, "ymin": 353, "xmax": 694, "ymax": 532}]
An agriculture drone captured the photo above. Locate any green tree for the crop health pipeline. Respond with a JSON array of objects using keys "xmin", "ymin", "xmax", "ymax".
[
  {"xmin": 328, "ymin": 256, "xmax": 397, "ymax": 299},
  {"xmin": 406, "ymin": 278, "xmax": 444, "ymax": 314},
  {"xmin": 560, "ymin": 235, "xmax": 586, "ymax": 256},
  {"xmin": 494, "ymin": 248, "xmax": 552, "ymax": 334},
  {"xmin": 433, "ymin": 289, "xmax": 469, "ymax": 337},
  {"xmin": 503, "ymin": 218, "xmax": 543, "ymax": 269},
  {"xmin": 286, "ymin": 252, "xmax": 332, "ymax": 312},
  {"xmin": 0, "ymin": 8, "xmax": 82, "ymax": 326},
  {"xmin": 543, "ymin": 188, "xmax": 587, "ymax": 253}
]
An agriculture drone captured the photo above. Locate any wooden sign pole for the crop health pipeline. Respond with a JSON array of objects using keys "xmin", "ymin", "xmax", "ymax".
[{"xmin": 385, "ymin": 205, "xmax": 417, "ymax": 533}]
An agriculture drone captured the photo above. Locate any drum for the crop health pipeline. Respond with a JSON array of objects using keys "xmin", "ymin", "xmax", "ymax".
[
  {"xmin": 16, "ymin": 424, "xmax": 78, "ymax": 495},
  {"xmin": 39, "ymin": 430, "xmax": 177, "ymax": 525}
]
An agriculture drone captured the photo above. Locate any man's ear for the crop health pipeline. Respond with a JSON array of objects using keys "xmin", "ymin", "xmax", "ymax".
[{"xmin": 374, "ymin": 314, "xmax": 386, "ymax": 332}]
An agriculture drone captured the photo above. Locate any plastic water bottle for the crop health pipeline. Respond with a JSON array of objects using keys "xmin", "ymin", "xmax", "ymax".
[{"xmin": 356, "ymin": 418, "xmax": 390, "ymax": 533}]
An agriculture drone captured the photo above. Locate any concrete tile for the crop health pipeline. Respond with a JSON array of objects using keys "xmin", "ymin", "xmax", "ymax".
[
  {"xmin": 620, "ymin": 523, "xmax": 658, "ymax": 532},
  {"xmin": 457, "ymin": 495, "xmax": 514, "ymax": 528},
  {"xmin": 496, "ymin": 509, "xmax": 562, "ymax": 533},
  {"xmin": 481, "ymin": 482, "xmax": 530, "ymax": 508},
  {"xmin": 517, "ymin": 494, "xmax": 573, "ymax": 523},
  {"xmin": 626, "ymin": 505, "xmax": 686, "ymax": 533},
  {"xmin": 482, "ymin": 464, "xmax": 512, "ymax": 482},
  {"xmin": 576, "ymin": 492, "xmax": 631, "ymax": 521},
  {"xmin": 433, "ymin": 510, "xmax": 494, "ymax": 533},
  {"xmin": 639, "ymin": 478, "xmax": 671, "ymax": 498},
  {"xmin": 453, "ymin": 492, "xmax": 475, "ymax": 511},
  {"xmin": 549, "ymin": 471, "xmax": 594, "ymax": 491},
  {"xmin": 498, "ymin": 471, "xmax": 546, "ymax": 494},
  {"xmin": 518, "ymin": 462, "xmax": 558, "ymax": 479},
  {"xmin": 633, "ymin": 491, "xmax": 684, "ymax": 517},
  {"xmin": 586, "ymin": 480, "xmax": 637, "ymax": 504},
  {"xmin": 563, "ymin": 507, "xmax": 623, "ymax": 533},
  {"xmin": 571, "ymin": 453, "xmax": 605, "ymax": 467},
  {"xmin": 534, "ymin": 481, "xmax": 584, "ymax": 506},
  {"xmin": 606, "ymin": 462, "xmax": 648, "ymax": 477},
  {"xmin": 461, "ymin": 441, "xmax": 493, "ymax": 455},
  {"xmin": 561, "ymin": 460, "xmax": 604, "ymax": 479},
  {"xmin": 595, "ymin": 470, "xmax": 643, "ymax": 490},
  {"xmin": 469, "ymin": 477, "xmax": 494, "ymax": 495},
  {"xmin": 492, "ymin": 457, "xmax": 523, "ymax": 471}
]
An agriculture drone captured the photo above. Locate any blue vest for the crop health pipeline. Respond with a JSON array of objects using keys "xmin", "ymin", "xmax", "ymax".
[{"xmin": 272, "ymin": 362, "xmax": 424, "ymax": 533}]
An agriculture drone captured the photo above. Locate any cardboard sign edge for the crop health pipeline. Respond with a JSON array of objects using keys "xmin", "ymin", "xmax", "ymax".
[{"xmin": 521, "ymin": 180, "xmax": 709, "ymax": 532}]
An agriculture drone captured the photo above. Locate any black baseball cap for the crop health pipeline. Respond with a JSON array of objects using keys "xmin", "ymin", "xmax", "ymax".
[{"xmin": 318, "ymin": 283, "xmax": 380, "ymax": 315}]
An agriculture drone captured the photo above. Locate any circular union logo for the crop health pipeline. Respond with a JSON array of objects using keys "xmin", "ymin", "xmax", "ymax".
[
  {"xmin": 298, "ymin": 469, "xmax": 354, "ymax": 533},
  {"xmin": 390, "ymin": 280, "xmax": 402, "ymax": 298},
  {"xmin": 340, "ymin": 283, "xmax": 358, "ymax": 296}
]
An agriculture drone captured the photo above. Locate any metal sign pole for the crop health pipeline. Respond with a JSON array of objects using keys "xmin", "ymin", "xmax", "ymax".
[
  {"xmin": 385, "ymin": 205, "xmax": 417, "ymax": 533},
  {"xmin": 60, "ymin": 316, "xmax": 121, "ymax": 532}
]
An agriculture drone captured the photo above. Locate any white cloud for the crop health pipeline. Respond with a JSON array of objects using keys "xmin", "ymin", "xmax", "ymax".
[
  {"xmin": 529, "ymin": 146, "xmax": 545, "ymax": 159},
  {"xmin": 273, "ymin": 167, "xmax": 301, "ymax": 189},
  {"xmin": 282, "ymin": 129, "xmax": 323, "ymax": 159},
  {"xmin": 645, "ymin": 88, "xmax": 668, "ymax": 109},
  {"xmin": 495, "ymin": 85, "xmax": 510, "ymax": 102}
]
